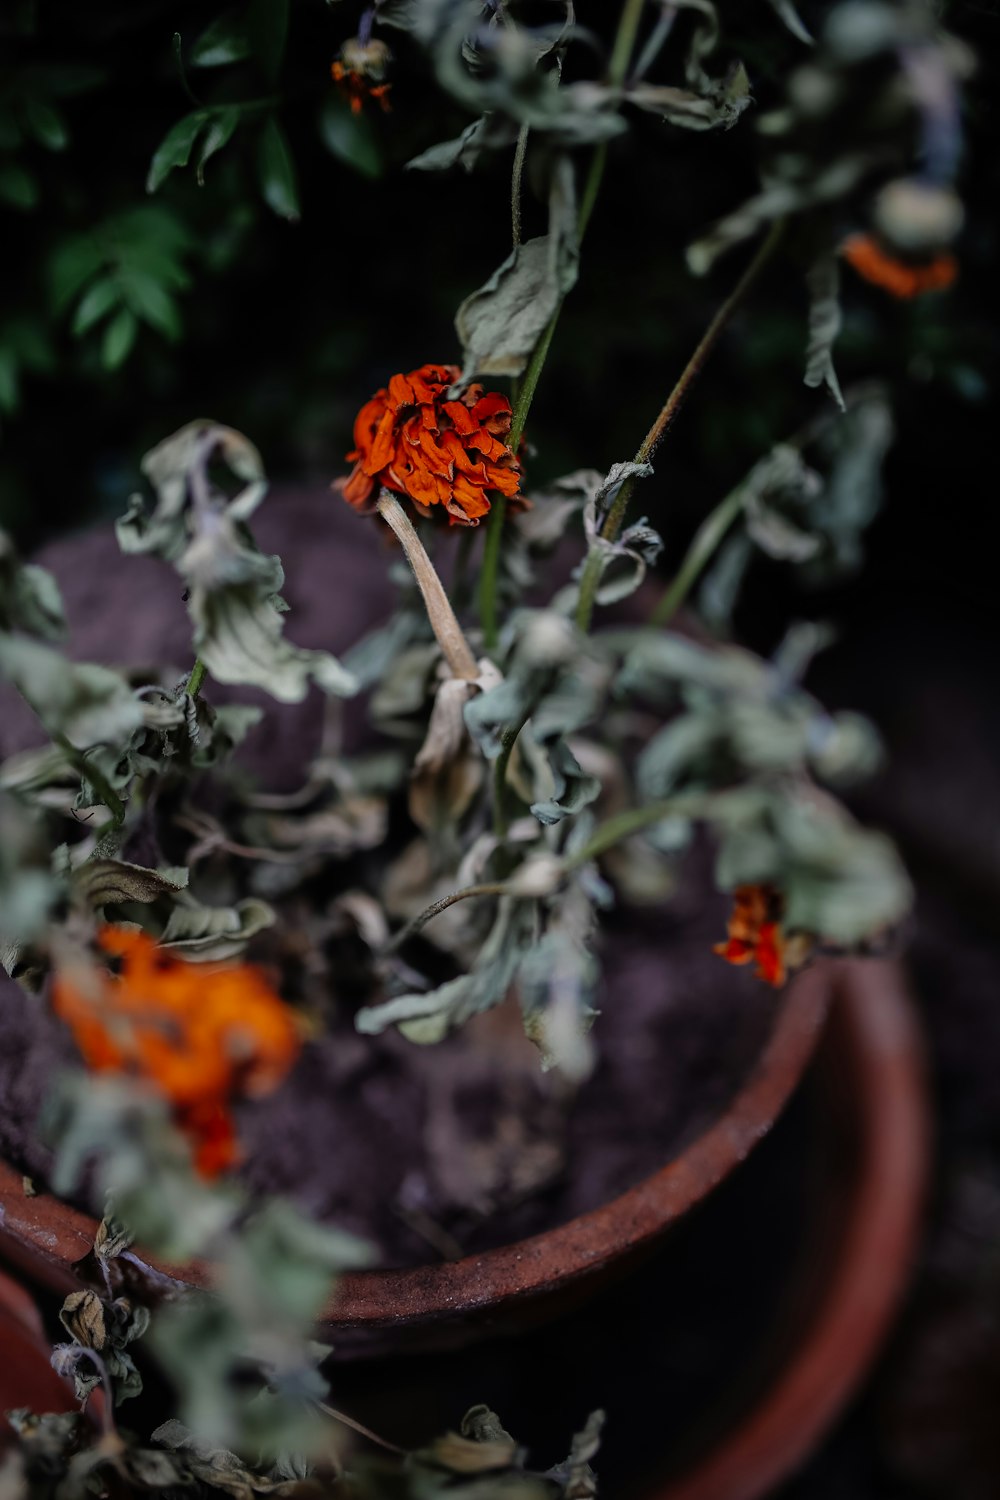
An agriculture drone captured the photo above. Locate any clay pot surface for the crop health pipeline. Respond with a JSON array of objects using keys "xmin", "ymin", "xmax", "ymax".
[
  {"xmin": 651, "ymin": 958, "xmax": 927, "ymax": 1500},
  {"xmin": 0, "ymin": 1265, "xmax": 80, "ymax": 1450},
  {"xmin": 0, "ymin": 962, "xmax": 831, "ymax": 1355}
]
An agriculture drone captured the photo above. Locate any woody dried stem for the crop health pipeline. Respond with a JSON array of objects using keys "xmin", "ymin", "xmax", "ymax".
[
  {"xmin": 477, "ymin": 0, "xmax": 651, "ymax": 649},
  {"xmin": 375, "ymin": 490, "xmax": 479, "ymax": 681},
  {"xmin": 574, "ymin": 218, "xmax": 786, "ymax": 633}
]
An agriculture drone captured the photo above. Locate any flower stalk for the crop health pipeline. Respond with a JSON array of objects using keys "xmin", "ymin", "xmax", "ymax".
[
  {"xmin": 375, "ymin": 490, "xmax": 479, "ymax": 681},
  {"xmin": 574, "ymin": 218, "xmax": 786, "ymax": 632},
  {"xmin": 477, "ymin": 0, "xmax": 652, "ymax": 648}
]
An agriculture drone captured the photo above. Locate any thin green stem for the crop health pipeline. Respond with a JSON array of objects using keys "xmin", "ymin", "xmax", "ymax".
[
  {"xmin": 650, "ymin": 485, "xmax": 746, "ymax": 627},
  {"xmin": 185, "ymin": 657, "xmax": 207, "ymax": 699},
  {"xmin": 574, "ymin": 219, "xmax": 785, "ymax": 633},
  {"xmin": 477, "ymin": 0, "xmax": 650, "ymax": 648},
  {"xmin": 511, "ymin": 122, "xmax": 529, "ymax": 247},
  {"xmin": 477, "ymin": 310, "xmax": 559, "ymax": 651},
  {"xmin": 565, "ymin": 795, "xmax": 699, "ymax": 869}
]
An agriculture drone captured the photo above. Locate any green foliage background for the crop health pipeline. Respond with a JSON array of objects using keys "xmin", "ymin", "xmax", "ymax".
[{"xmin": 1, "ymin": 0, "xmax": 996, "ymax": 641}]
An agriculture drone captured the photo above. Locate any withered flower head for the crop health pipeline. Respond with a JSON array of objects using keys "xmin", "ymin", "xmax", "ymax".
[
  {"xmin": 714, "ymin": 885, "xmax": 788, "ymax": 988},
  {"xmin": 53, "ymin": 926, "xmax": 300, "ymax": 1177},
  {"xmin": 332, "ymin": 37, "xmax": 392, "ymax": 115},
  {"xmin": 338, "ymin": 362, "xmax": 522, "ymax": 527}
]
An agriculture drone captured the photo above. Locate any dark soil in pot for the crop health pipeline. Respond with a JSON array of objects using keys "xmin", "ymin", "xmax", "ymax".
[
  {"xmin": 0, "ymin": 874, "xmax": 778, "ymax": 1268},
  {"xmin": 0, "ymin": 496, "xmax": 780, "ymax": 1269}
]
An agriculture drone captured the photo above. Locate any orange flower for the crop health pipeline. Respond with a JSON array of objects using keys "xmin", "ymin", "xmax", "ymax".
[
  {"xmin": 338, "ymin": 363, "xmax": 522, "ymax": 527},
  {"xmin": 331, "ymin": 38, "xmax": 391, "ymax": 115},
  {"xmin": 53, "ymin": 927, "xmax": 300, "ymax": 1177},
  {"xmin": 841, "ymin": 234, "xmax": 957, "ymax": 299},
  {"xmin": 714, "ymin": 885, "xmax": 787, "ymax": 988}
]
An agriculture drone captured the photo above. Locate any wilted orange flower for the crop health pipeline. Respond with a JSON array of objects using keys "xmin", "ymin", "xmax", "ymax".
[
  {"xmin": 715, "ymin": 885, "xmax": 787, "ymax": 988},
  {"xmin": 338, "ymin": 362, "xmax": 522, "ymax": 526},
  {"xmin": 331, "ymin": 37, "xmax": 391, "ymax": 115},
  {"xmin": 53, "ymin": 927, "xmax": 300, "ymax": 1177},
  {"xmin": 842, "ymin": 234, "xmax": 957, "ymax": 299}
]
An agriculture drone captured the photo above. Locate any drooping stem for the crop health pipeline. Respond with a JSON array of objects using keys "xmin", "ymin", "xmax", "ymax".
[
  {"xmin": 385, "ymin": 881, "xmax": 512, "ymax": 952},
  {"xmin": 574, "ymin": 219, "xmax": 785, "ymax": 632},
  {"xmin": 376, "ymin": 491, "xmax": 479, "ymax": 681},
  {"xmin": 511, "ymin": 122, "xmax": 530, "ymax": 247},
  {"xmin": 477, "ymin": 0, "xmax": 650, "ymax": 647},
  {"xmin": 649, "ymin": 484, "xmax": 746, "ymax": 627}
]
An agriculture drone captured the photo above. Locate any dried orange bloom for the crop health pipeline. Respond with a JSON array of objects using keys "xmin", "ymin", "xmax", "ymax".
[
  {"xmin": 53, "ymin": 927, "xmax": 300, "ymax": 1177},
  {"xmin": 338, "ymin": 362, "xmax": 522, "ymax": 527},
  {"xmin": 714, "ymin": 885, "xmax": 787, "ymax": 988},
  {"xmin": 331, "ymin": 37, "xmax": 391, "ymax": 115},
  {"xmin": 841, "ymin": 234, "xmax": 957, "ymax": 299}
]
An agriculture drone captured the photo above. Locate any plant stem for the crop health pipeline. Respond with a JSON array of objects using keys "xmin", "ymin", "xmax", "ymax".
[
  {"xmin": 565, "ymin": 795, "xmax": 698, "ymax": 868},
  {"xmin": 316, "ymin": 1402, "xmax": 404, "ymax": 1455},
  {"xmin": 385, "ymin": 881, "xmax": 512, "ymax": 952},
  {"xmin": 477, "ymin": 0, "xmax": 650, "ymax": 647},
  {"xmin": 185, "ymin": 657, "xmax": 207, "ymax": 699},
  {"xmin": 377, "ymin": 491, "xmax": 479, "ymax": 680},
  {"xmin": 574, "ymin": 218, "xmax": 785, "ymax": 633},
  {"xmin": 511, "ymin": 122, "xmax": 529, "ymax": 247},
  {"xmin": 649, "ymin": 484, "xmax": 746, "ymax": 627},
  {"xmin": 492, "ymin": 711, "xmax": 530, "ymax": 838}
]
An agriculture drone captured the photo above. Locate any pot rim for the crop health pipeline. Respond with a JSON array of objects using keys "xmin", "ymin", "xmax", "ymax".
[
  {"xmin": 0, "ymin": 963, "xmax": 832, "ymax": 1331},
  {"xmin": 653, "ymin": 956, "xmax": 927, "ymax": 1500}
]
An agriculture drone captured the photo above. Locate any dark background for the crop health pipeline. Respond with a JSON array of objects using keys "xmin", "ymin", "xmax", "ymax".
[{"xmin": 2, "ymin": 0, "xmax": 999, "ymax": 1495}]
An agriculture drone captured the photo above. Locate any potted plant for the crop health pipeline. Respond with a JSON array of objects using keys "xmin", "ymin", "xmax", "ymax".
[{"xmin": 0, "ymin": 0, "xmax": 962, "ymax": 1493}]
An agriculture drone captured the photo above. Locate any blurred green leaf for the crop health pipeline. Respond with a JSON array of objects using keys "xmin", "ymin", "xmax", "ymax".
[
  {"xmin": 23, "ymin": 98, "xmax": 68, "ymax": 150},
  {"xmin": 120, "ymin": 270, "xmax": 181, "ymax": 339},
  {"xmin": 191, "ymin": 11, "xmax": 253, "ymax": 68},
  {"xmin": 257, "ymin": 117, "xmax": 299, "ymax": 219},
  {"xmin": 0, "ymin": 162, "xmax": 39, "ymax": 210},
  {"xmin": 102, "ymin": 307, "xmax": 138, "ymax": 369},
  {"xmin": 147, "ymin": 111, "xmax": 208, "ymax": 193},
  {"xmin": 318, "ymin": 97, "xmax": 382, "ymax": 179},
  {"xmin": 197, "ymin": 106, "xmax": 240, "ymax": 184},
  {"xmin": 71, "ymin": 277, "xmax": 119, "ymax": 335}
]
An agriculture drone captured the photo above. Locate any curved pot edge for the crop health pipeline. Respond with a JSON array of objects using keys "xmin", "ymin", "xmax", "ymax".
[
  {"xmin": 0, "ymin": 963, "xmax": 834, "ymax": 1334},
  {"xmin": 652, "ymin": 957, "xmax": 928, "ymax": 1500}
]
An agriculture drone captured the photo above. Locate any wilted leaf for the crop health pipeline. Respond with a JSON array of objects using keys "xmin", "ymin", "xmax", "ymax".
[
  {"xmin": 71, "ymin": 858, "xmax": 189, "ymax": 910},
  {"xmin": 160, "ymin": 896, "xmax": 276, "ymax": 960},
  {"xmin": 356, "ymin": 897, "xmax": 537, "ymax": 1043},
  {"xmin": 804, "ymin": 253, "xmax": 845, "ymax": 410},
  {"xmin": 0, "ymin": 530, "xmax": 66, "ymax": 639},
  {"xmin": 456, "ymin": 154, "xmax": 578, "ymax": 379},
  {"xmin": 0, "ymin": 635, "xmax": 144, "ymax": 750}
]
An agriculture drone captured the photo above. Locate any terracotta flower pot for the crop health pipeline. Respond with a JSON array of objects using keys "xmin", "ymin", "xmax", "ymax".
[
  {"xmin": 2, "ymin": 962, "xmax": 830, "ymax": 1353},
  {"xmin": 649, "ymin": 956, "xmax": 927, "ymax": 1500},
  {"xmin": 0, "ymin": 1265, "xmax": 80, "ymax": 1451}
]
